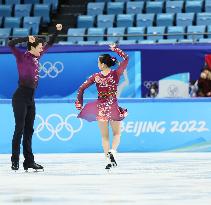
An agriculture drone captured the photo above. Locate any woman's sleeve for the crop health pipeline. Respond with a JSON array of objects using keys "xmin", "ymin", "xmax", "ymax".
[
  {"xmin": 114, "ymin": 46, "xmax": 129, "ymax": 78},
  {"xmin": 76, "ymin": 74, "xmax": 95, "ymax": 106}
]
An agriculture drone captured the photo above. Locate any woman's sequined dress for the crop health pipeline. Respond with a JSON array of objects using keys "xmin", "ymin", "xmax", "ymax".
[{"xmin": 76, "ymin": 46, "xmax": 129, "ymax": 122}]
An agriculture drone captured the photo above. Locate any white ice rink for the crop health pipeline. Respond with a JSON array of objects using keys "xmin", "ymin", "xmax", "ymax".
[{"xmin": 0, "ymin": 153, "xmax": 211, "ymax": 205}]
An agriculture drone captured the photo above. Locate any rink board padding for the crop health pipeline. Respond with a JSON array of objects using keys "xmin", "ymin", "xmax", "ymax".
[{"xmin": 1, "ymin": 98, "xmax": 211, "ymax": 153}]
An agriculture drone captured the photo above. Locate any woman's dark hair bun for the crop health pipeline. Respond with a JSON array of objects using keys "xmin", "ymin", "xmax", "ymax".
[{"xmin": 99, "ymin": 54, "xmax": 117, "ymax": 67}]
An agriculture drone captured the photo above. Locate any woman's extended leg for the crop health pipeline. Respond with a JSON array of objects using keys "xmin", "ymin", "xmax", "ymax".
[
  {"xmin": 110, "ymin": 120, "xmax": 121, "ymax": 151},
  {"xmin": 98, "ymin": 121, "xmax": 110, "ymax": 156}
]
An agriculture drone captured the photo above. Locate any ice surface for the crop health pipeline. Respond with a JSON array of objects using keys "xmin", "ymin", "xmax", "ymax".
[{"xmin": 0, "ymin": 153, "xmax": 211, "ymax": 205}]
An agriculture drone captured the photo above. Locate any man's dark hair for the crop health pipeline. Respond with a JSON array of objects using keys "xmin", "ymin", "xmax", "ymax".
[{"xmin": 27, "ymin": 38, "xmax": 44, "ymax": 51}]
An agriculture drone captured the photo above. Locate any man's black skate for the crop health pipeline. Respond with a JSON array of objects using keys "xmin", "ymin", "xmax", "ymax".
[
  {"xmin": 11, "ymin": 161, "xmax": 19, "ymax": 171},
  {"xmin": 23, "ymin": 162, "xmax": 44, "ymax": 172},
  {"xmin": 107, "ymin": 151, "xmax": 117, "ymax": 167}
]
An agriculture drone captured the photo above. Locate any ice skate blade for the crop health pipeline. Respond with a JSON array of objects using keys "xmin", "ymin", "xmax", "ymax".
[
  {"xmin": 34, "ymin": 168, "xmax": 44, "ymax": 172},
  {"xmin": 24, "ymin": 168, "xmax": 44, "ymax": 173},
  {"xmin": 105, "ymin": 166, "xmax": 112, "ymax": 173},
  {"xmin": 106, "ymin": 169, "xmax": 111, "ymax": 173},
  {"xmin": 11, "ymin": 168, "xmax": 19, "ymax": 171},
  {"xmin": 11, "ymin": 167, "xmax": 19, "ymax": 171}
]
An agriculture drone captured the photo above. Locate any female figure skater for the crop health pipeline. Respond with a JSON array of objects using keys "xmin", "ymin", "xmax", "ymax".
[{"xmin": 75, "ymin": 44, "xmax": 129, "ymax": 170}]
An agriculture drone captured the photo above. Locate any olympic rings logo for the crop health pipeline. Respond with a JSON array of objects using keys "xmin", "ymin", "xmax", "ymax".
[
  {"xmin": 39, "ymin": 61, "xmax": 64, "ymax": 78},
  {"xmin": 143, "ymin": 81, "xmax": 158, "ymax": 89},
  {"xmin": 34, "ymin": 114, "xmax": 83, "ymax": 142}
]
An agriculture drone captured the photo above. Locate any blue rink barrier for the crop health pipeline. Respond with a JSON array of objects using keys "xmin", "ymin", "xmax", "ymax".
[{"xmin": 1, "ymin": 98, "xmax": 211, "ymax": 153}]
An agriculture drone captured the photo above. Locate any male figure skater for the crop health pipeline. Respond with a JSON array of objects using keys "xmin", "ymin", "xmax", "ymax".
[{"xmin": 8, "ymin": 24, "xmax": 62, "ymax": 171}]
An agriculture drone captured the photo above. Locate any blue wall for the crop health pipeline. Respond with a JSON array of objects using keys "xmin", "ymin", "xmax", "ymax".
[{"xmin": 1, "ymin": 99, "xmax": 211, "ymax": 153}]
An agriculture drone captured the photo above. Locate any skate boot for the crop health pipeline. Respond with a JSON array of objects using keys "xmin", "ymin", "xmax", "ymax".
[
  {"xmin": 107, "ymin": 149, "xmax": 117, "ymax": 168},
  {"xmin": 11, "ymin": 161, "xmax": 19, "ymax": 171},
  {"xmin": 23, "ymin": 162, "xmax": 44, "ymax": 172},
  {"xmin": 105, "ymin": 156, "xmax": 112, "ymax": 171},
  {"xmin": 105, "ymin": 163, "xmax": 112, "ymax": 170}
]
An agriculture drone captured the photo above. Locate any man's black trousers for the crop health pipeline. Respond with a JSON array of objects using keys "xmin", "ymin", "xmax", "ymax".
[{"xmin": 11, "ymin": 86, "xmax": 35, "ymax": 164}]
